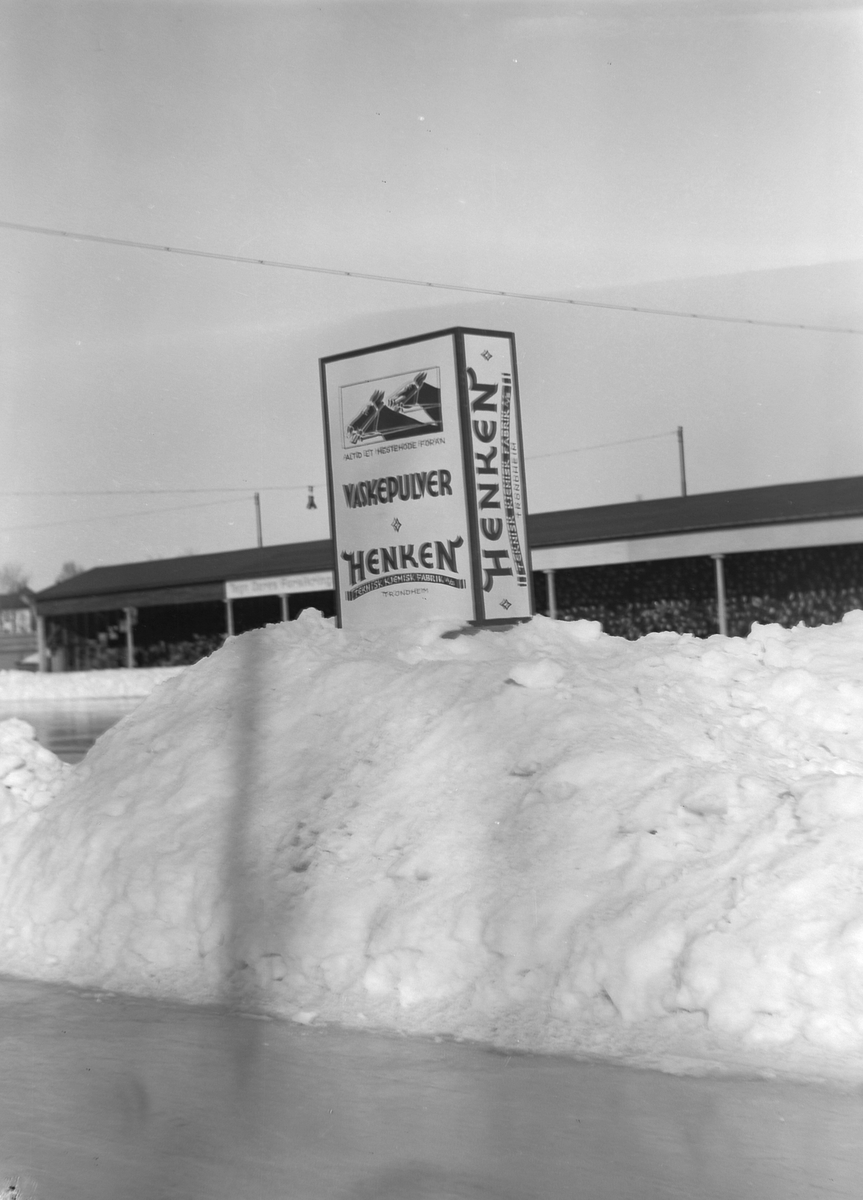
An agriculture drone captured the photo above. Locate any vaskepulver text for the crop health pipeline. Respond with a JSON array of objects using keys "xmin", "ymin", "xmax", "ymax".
[{"xmin": 342, "ymin": 470, "xmax": 453, "ymax": 508}]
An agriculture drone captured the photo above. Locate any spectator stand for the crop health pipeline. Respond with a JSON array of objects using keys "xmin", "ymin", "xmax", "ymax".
[
  {"xmin": 530, "ymin": 475, "xmax": 863, "ymax": 640},
  {"xmin": 34, "ymin": 542, "xmax": 335, "ymax": 671},
  {"xmin": 31, "ymin": 476, "xmax": 863, "ymax": 667}
]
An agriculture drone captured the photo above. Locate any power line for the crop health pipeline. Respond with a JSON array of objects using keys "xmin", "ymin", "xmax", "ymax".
[
  {"xmin": 1, "ymin": 428, "xmax": 674, "ymax": 499},
  {"xmin": 0, "ymin": 496, "xmax": 251, "ymax": 533},
  {"xmin": 2, "ymin": 430, "xmax": 676, "ymax": 502},
  {"xmin": 0, "ymin": 432, "xmax": 681, "ymax": 529},
  {"xmin": 0, "ymin": 484, "xmax": 325, "ymax": 497},
  {"xmin": 2, "ymin": 218, "xmax": 860, "ymax": 336},
  {"xmin": 528, "ymin": 430, "xmax": 676, "ymax": 462}
]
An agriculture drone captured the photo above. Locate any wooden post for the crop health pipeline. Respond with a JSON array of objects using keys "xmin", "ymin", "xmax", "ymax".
[
  {"xmin": 280, "ymin": 594, "xmax": 289, "ymax": 622},
  {"xmin": 124, "ymin": 607, "xmax": 136, "ymax": 669},
  {"xmin": 544, "ymin": 569, "xmax": 557, "ymax": 620},
  {"xmin": 225, "ymin": 597, "xmax": 234, "ymax": 637},
  {"xmin": 254, "ymin": 492, "xmax": 263, "ymax": 548},
  {"xmin": 712, "ymin": 554, "xmax": 728, "ymax": 636},
  {"xmin": 36, "ymin": 614, "xmax": 47, "ymax": 673},
  {"xmin": 677, "ymin": 426, "xmax": 687, "ymax": 498}
]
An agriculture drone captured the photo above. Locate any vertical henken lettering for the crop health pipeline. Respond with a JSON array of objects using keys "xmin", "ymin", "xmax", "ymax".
[{"xmin": 461, "ymin": 332, "xmax": 532, "ymax": 622}]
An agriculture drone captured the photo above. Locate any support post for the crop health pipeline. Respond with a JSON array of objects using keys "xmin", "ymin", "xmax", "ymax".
[
  {"xmin": 124, "ymin": 607, "xmax": 136, "ymax": 669},
  {"xmin": 712, "ymin": 554, "xmax": 728, "ymax": 637},
  {"xmin": 225, "ymin": 597, "xmax": 235, "ymax": 638},
  {"xmin": 36, "ymin": 614, "xmax": 47, "ymax": 673},
  {"xmin": 544, "ymin": 569, "xmax": 557, "ymax": 620},
  {"xmin": 280, "ymin": 594, "xmax": 289, "ymax": 622},
  {"xmin": 254, "ymin": 492, "xmax": 263, "ymax": 548},
  {"xmin": 677, "ymin": 426, "xmax": 687, "ymax": 498}
]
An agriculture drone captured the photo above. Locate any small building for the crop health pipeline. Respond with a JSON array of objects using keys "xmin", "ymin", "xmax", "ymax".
[{"xmin": 0, "ymin": 592, "xmax": 38, "ymax": 670}]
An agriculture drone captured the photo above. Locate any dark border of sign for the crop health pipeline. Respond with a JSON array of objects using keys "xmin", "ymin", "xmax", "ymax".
[
  {"xmin": 319, "ymin": 352, "xmax": 343, "ymax": 627},
  {"xmin": 320, "ymin": 326, "xmax": 535, "ymax": 630}
]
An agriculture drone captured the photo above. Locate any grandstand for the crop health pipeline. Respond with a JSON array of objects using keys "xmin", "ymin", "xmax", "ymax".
[{"xmin": 31, "ymin": 475, "xmax": 863, "ymax": 668}]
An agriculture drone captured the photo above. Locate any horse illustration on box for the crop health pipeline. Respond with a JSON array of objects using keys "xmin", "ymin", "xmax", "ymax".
[{"xmin": 344, "ymin": 370, "xmax": 443, "ymax": 447}]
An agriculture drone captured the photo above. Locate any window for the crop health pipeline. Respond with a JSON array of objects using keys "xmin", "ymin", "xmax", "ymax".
[{"xmin": 0, "ymin": 609, "xmax": 33, "ymax": 635}]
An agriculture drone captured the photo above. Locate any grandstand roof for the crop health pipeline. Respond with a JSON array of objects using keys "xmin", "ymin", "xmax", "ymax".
[
  {"xmin": 531, "ymin": 474, "xmax": 863, "ymax": 548},
  {"xmin": 34, "ymin": 475, "xmax": 863, "ymax": 615},
  {"xmin": 35, "ymin": 540, "xmax": 334, "ymax": 616}
]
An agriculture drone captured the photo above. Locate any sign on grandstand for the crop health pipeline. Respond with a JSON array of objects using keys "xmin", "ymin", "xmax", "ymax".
[
  {"xmin": 320, "ymin": 327, "xmax": 534, "ymax": 629},
  {"xmin": 225, "ymin": 571, "xmax": 334, "ymax": 600}
]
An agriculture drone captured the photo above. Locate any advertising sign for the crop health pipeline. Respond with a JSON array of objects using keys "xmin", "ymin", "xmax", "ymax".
[
  {"xmin": 320, "ymin": 327, "xmax": 533, "ymax": 629},
  {"xmin": 225, "ymin": 572, "xmax": 334, "ymax": 601}
]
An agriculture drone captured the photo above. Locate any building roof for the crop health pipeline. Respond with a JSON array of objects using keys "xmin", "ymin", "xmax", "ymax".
[
  {"xmin": 34, "ymin": 476, "xmax": 863, "ymax": 616},
  {"xmin": 35, "ymin": 540, "xmax": 334, "ymax": 616},
  {"xmin": 529, "ymin": 474, "xmax": 863, "ymax": 549},
  {"xmin": 0, "ymin": 590, "xmax": 33, "ymax": 611}
]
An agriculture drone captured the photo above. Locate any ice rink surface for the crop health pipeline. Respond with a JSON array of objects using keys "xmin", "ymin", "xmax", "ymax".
[
  {"xmin": 1, "ymin": 976, "xmax": 862, "ymax": 1200},
  {"xmin": 0, "ymin": 699, "xmax": 140, "ymax": 764}
]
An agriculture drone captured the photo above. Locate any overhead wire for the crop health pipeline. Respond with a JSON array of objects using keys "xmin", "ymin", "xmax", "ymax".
[
  {"xmin": 0, "ymin": 485, "xmax": 325, "ymax": 497},
  {"xmin": 528, "ymin": 431, "xmax": 677, "ymax": 462},
  {"xmin": 0, "ymin": 496, "xmax": 250, "ymax": 534},
  {"xmin": 1, "ymin": 219, "xmax": 860, "ymax": 335},
  {"xmin": 1, "ymin": 428, "xmax": 675, "ymax": 510},
  {"xmin": 3, "ymin": 221, "xmax": 854, "ymax": 540}
]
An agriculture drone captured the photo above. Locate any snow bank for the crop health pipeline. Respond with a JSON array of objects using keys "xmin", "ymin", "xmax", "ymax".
[
  {"xmin": 0, "ymin": 667, "xmax": 184, "ymax": 700},
  {"xmin": 0, "ymin": 719, "xmax": 72, "ymax": 816},
  {"xmin": 4, "ymin": 611, "xmax": 863, "ymax": 1080}
]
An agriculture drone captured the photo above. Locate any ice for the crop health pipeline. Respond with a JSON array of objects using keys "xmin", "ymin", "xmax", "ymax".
[{"xmin": 4, "ymin": 610, "xmax": 863, "ymax": 1079}]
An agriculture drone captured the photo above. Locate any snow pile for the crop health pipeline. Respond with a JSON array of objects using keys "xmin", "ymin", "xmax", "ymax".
[
  {"xmin": 0, "ymin": 719, "xmax": 72, "ymax": 818},
  {"xmin": 0, "ymin": 667, "xmax": 184, "ymax": 700},
  {"xmin": 4, "ymin": 610, "xmax": 863, "ymax": 1078}
]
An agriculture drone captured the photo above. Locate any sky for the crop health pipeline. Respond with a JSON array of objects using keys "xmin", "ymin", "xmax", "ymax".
[{"xmin": 1, "ymin": 0, "xmax": 862, "ymax": 590}]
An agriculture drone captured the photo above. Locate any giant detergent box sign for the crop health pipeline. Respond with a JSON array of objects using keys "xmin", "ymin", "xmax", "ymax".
[{"xmin": 320, "ymin": 327, "xmax": 534, "ymax": 629}]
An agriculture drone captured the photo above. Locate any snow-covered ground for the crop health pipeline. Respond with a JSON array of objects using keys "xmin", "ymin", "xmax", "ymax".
[
  {"xmin": 4, "ymin": 610, "xmax": 863, "ymax": 1083},
  {"xmin": 0, "ymin": 666, "xmax": 184, "ymax": 700}
]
